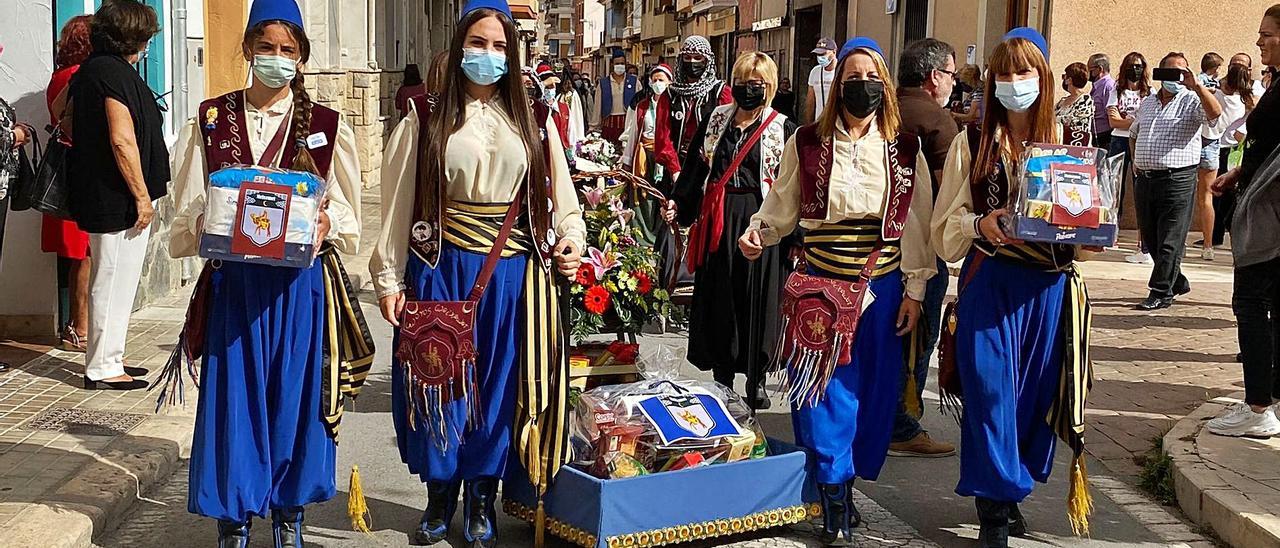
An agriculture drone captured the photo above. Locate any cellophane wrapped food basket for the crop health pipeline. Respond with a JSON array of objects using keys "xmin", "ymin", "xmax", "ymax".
[
  {"xmin": 503, "ymin": 346, "xmax": 819, "ymax": 548},
  {"xmin": 1011, "ymin": 143, "xmax": 1125, "ymax": 246},
  {"xmin": 199, "ymin": 165, "xmax": 329, "ymax": 268}
]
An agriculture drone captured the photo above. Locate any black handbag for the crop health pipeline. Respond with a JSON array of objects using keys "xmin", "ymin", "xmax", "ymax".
[
  {"xmin": 13, "ymin": 126, "xmax": 71, "ymax": 218},
  {"xmin": 7, "ymin": 126, "xmax": 37, "ymax": 212}
]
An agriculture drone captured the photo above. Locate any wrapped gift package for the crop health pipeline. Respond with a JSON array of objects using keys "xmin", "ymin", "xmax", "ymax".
[
  {"xmin": 503, "ymin": 368, "xmax": 818, "ymax": 548},
  {"xmin": 503, "ymin": 438, "xmax": 819, "ymax": 548},
  {"xmin": 1011, "ymin": 143, "xmax": 1124, "ymax": 246},
  {"xmin": 200, "ymin": 165, "xmax": 328, "ymax": 268},
  {"xmin": 567, "ymin": 378, "xmax": 767, "ymax": 479}
]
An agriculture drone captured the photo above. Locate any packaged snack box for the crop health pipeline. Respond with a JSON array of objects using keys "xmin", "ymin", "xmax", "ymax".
[{"xmin": 200, "ymin": 165, "xmax": 328, "ymax": 268}]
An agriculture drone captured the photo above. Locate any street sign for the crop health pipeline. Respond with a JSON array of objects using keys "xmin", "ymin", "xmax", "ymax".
[{"xmin": 752, "ymin": 17, "xmax": 784, "ymax": 32}]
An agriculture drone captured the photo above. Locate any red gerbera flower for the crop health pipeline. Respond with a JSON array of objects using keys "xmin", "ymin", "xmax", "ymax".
[
  {"xmin": 576, "ymin": 267, "xmax": 597, "ymax": 287},
  {"xmin": 634, "ymin": 271, "xmax": 653, "ymax": 294},
  {"xmin": 584, "ymin": 285, "xmax": 612, "ymax": 315}
]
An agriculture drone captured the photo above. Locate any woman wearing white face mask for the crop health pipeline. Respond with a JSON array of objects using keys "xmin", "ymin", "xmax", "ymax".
[
  {"xmin": 167, "ymin": 0, "xmax": 365, "ymax": 545},
  {"xmin": 933, "ymin": 27, "xmax": 1096, "ymax": 548},
  {"xmin": 372, "ymin": 0, "xmax": 585, "ymax": 545},
  {"xmin": 618, "ymin": 63, "xmax": 683, "ymax": 284}
]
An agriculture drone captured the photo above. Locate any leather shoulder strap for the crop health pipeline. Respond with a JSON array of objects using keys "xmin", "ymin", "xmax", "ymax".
[{"xmin": 467, "ymin": 188, "xmax": 526, "ymax": 302}]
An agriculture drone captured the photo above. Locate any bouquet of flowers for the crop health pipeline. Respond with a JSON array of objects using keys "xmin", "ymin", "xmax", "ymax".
[
  {"xmin": 575, "ymin": 132, "xmax": 621, "ymax": 172},
  {"xmin": 569, "ymin": 178, "xmax": 671, "ymax": 343}
]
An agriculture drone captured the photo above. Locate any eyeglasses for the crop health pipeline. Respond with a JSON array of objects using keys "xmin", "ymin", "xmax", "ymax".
[{"xmin": 936, "ymin": 68, "xmax": 956, "ymax": 80}]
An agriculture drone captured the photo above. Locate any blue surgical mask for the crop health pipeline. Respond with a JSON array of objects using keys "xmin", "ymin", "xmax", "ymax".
[
  {"xmin": 252, "ymin": 55, "xmax": 297, "ymax": 89},
  {"xmin": 461, "ymin": 48, "xmax": 507, "ymax": 86},
  {"xmin": 994, "ymin": 77, "xmax": 1041, "ymax": 113},
  {"xmin": 651, "ymin": 81, "xmax": 669, "ymax": 96},
  {"xmin": 817, "ymin": 54, "xmax": 832, "ymax": 68},
  {"xmin": 541, "ymin": 86, "xmax": 557, "ymax": 104},
  {"xmin": 1162, "ymin": 80, "xmax": 1186, "ymax": 95}
]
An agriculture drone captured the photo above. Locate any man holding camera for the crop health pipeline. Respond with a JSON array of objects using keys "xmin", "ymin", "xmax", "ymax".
[{"xmin": 1130, "ymin": 52, "xmax": 1223, "ymax": 311}]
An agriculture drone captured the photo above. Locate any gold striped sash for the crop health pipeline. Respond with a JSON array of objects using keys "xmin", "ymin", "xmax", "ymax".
[
  {"xmin": 320, "ymin": 248, "xmax": 376, "ymax": 439},
  {"xmin": 442, "ymin": 200, "xmax": 569, "ymax": 510},
  {"xmin": 977, "ymin": 240, "xmax": 1074, "ymax": 272},
  {"xmin": 443, "ymin": 201, "xmax": 533, "ymax": 257},
  {"xmin": 803, "ymin": 219, "xmax": 901, "ymax": 279},
  {"xmin": 1047, "ymin": 265, "xmax": 1094, "ymax": 535}
]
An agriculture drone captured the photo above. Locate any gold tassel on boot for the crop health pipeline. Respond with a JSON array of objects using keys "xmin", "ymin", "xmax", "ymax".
[
  {"xmin": 348, "ymin": 465, "xmax": 373, "ymax": 533},
  {"xmin": 1067, "ymin": 453, "xmax": 1093, "ymax": 536}
]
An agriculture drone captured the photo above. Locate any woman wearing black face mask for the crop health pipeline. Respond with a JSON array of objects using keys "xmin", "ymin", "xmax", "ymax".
[
  {"xmin": 1107, "ymin": 52, "xmax": 1153, "ymax": 263},
  {"xmin": 737, "ymin": 38, "xmax": 934, "ymax": 546},
  {"xmin": 663, "ymin": 52, "xmax": 796, "ymax": 410}
]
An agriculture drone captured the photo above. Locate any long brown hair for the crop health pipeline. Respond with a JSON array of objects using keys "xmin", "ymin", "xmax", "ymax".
[
  {"xmin": 426, "ymin": 50, "xmax": 449, "ymax": 94},
  {"xmin": 1119, "ymin": 52, "xmax": 1152, "ymax": 98},
  {"xmin": 1224, "ymin": 62, "xmax": 1257, "ymax": 110},
  {"xmin": 971, "ymin": 37, "xmax": 1057, "ymax": 183},
  {"xmin": 422, "ymin": 9, "xmax": 549, "ymax": 237},
  {"xmin": 815, "ymin": 47, "xmax": 901, "ymax": 142},
  {"xmin": 242, "ymin": 21, "xmax": 321, "ymax": 177}
]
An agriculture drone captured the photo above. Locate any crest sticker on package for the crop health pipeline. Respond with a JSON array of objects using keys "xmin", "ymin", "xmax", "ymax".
[
  {"xmin": 635, "ymin": 391, "xmax": 743, "ymax": 445},
  {"xmin": 231, "ymin": 182, "xmax": 292, "ymax": 259},
  {"xmin": 1049, "ymin": 163, "xmax": 1100, "ymax": 228}
]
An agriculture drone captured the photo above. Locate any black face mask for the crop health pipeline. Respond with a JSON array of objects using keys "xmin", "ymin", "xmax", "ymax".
[
  {"xmin": 841, "ymin": 80, "xmax": 884, "ymax": 119},
  {"xmin": 732, "ymin": 84, "xmax": 766, "ymax": 110},
  {"xmin": 1127, "ymin": 66, "xmax": 1144, "ymax": 83},
  {"xmin": 681, "ymin": 60, "xmax": 709, "ymax": 81}
]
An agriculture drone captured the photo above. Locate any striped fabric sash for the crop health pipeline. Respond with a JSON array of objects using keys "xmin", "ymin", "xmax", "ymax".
[
  {"xmin": 440, "ymin": 203, "xmax": 570, "ymax": 501},
  {"xmin": 443, "ymin": 201, "xmax": 533, "ymax": 256},
  {"xmin": 976, "ymin": 240, "xmax": 1074, "ymax": 272},
  {"xmin": 803, "ymin": 219, "xmax": 902, "ymax": 279},
  {"xmin": 319, "ymin": 248, "xmax": 376, "ymax": 439},
  {"xmin": 1047, "ymin": 265, "xmax": 1094, "ymax": 535}
]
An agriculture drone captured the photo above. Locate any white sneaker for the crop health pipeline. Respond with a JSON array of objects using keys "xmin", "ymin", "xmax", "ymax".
[
  {"xmin": 1125, "ymin": 252, "xmax": 1153, "ymax": 265},
  {"xmin": 1201, "ymin": 248, "xmax": 1215, "ymax": 261},
  {"xmin": 1207, "ymin": 402, "xmax": 1280, "ymax": 437}
]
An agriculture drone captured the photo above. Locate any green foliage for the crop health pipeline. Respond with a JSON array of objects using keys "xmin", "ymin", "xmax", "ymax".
[{"xmin": 1138, "ymin": 437, "xmax": 1176, "ymax": 505}]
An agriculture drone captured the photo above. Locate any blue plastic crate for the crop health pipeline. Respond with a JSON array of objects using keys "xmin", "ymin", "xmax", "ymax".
[{"xmin": 503, "ymin": 439, "xmax": 818, "ymax": 548}]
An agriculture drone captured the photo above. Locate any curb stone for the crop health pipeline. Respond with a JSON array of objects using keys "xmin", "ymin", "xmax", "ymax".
[
  {"xmin": 1166, "ymin": 393, "xmax": 1280, "ymax": 548},
  {"xmin": 1, "ymin": 413, "xmax": 195, "ymax": 548}
]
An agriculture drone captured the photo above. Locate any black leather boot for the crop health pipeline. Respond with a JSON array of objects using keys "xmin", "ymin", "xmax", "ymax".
[
  {"xmin": 975, "ymin": 497, "xmax": 1010, "ymax": 548},
  {"xmin": 1008, "ymin": 503, "xmax": 1027, "ymax": 537},
  {"xmin": 817, "ymin": 483, "xmax": 851, "ymax": 546},
  {"xmin": 463, "ymin": 478, "xmax": 498, "ymax": 548},
  {"xmin": 217, "ymin": 520, "xmax": 251, "ymax": 548},
  {"xmin": 415, "ymin": 481, "xmax": 461, "ymax": 545},
  {"xmin": 845, "ymin": 480, "xmax": 862, "ymax": 530},
  {"xmin": 271, "ymin": 507, "xmax": 304, "ymax": 548}
]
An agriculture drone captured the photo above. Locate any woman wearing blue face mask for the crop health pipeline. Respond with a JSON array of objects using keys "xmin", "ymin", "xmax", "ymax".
[
  {"xmin": 535, "ymin": 62, "xmax": 585, "ymax": 161},
  {"xmin": 933, "ymin": 28, "xmax": 1096, "ymax": 548},
  {"xmin": 371, "ymin": 1, "xmax": 585, "ymax": 546},
  {"xmin": 167, "ymin": 0, "xmax": 366, "ymax": 545}
]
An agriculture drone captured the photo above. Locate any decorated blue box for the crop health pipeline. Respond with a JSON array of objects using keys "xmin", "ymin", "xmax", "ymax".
[
  {"xmin": 503, "ymin": 439, "xmax": 818, "ymax": 548},
  {"xmin": 1011, "ymin": 143, "xmax": 1124, "ymax": 246},
  {"xmin": 200, "ymin": 165, "xmax": 328, "ymax": 268}
]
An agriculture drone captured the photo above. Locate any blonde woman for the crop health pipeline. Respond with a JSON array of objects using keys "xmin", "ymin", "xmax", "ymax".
[
  {"xmin": 663, "ymin": 52, "xmax": 795, "ymax": 409},
  {"xmin": 737, "ymin": 37, "xmax": 933, "ymax": 545}
]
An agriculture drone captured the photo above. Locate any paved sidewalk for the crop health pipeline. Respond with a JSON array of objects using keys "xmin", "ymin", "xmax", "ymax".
[{"xmin": 0, "ymin": 294, "xmax": 193, "ymax": 547}]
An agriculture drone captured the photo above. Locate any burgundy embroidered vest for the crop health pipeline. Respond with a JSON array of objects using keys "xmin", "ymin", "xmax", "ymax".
[
  {"xmin": 964, "ymin": 125, "xmax": 1075, "ymax": 266},
  {"xmin": 407, "ymin": 93, "xmax": 554, "ymax": 269},
  {"xmin": 198, "ymin": 91, "xmax": 340, "ymax": 179},
  {"xmin": 793, "ymin": 124, "xmax": 920, "ymax": 241},
  {"xmin": 551, "ymin": 102, "xmax": 571, "ymax": 148}
]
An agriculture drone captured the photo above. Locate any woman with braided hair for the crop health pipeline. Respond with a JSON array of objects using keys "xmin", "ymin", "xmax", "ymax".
[{"xmin": 167, "ymin": 0, "xmax": 364, "ymax": 545}]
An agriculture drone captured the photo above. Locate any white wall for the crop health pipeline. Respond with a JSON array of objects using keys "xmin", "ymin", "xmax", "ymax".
[
  {"xmin": 584, "ymin": 1, "xmax": 604, "ymax": 52},
  {"xmin": 0, "ymin": 1, "xmax": 58, "ymax": 326}
]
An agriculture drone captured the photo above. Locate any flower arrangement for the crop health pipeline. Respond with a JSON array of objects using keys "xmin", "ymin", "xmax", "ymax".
[
  {"xmin": 569, "ymin": 178, "xmax": 671, "ymax": 343},
  {"xmin": 575, "ymin": 132, "xmax": 621, "ymax": 172}
]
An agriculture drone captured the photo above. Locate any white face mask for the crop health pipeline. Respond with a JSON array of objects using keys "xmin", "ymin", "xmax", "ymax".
[
  {"xmin": 651, "ymin": 81, "xmax": 669, "ymax": 96},
  {"xmin": 614, "ymin": 64, "xmax": 626, "ymax": 76}
]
